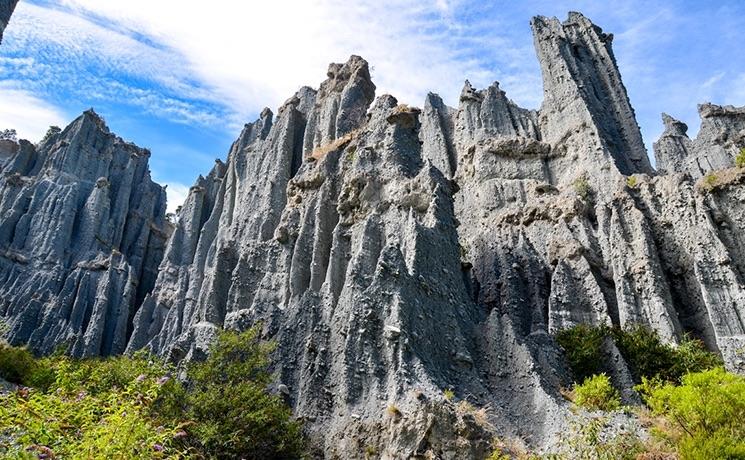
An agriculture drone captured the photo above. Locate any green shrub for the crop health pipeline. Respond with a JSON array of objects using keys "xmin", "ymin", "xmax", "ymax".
[
  {"xmin": 638, "ymin": 367, "xmax": 745, "ymax": 460},
  {"xmin": 178, "ymin": 327, "xmax": 306, "ymax": 459},
  {"xmin": 736, "ymin": 147, "xmax": 745, "ymax": 168},
  {"xmin": 556, "ymin": 324, "xmax": 607, "ymax": 383},
  {"xmin": 557, "ymin": 324, "xmax": 721, "ymax": 385},
  {"xmin": 443, "ymin": 388, "xmax": 455, "ymax": 401},
  {"xmin": 0, "ymin": 327, "xmax": 306, "ymax": 459},
  {"xmin": 573, "ymin": 176, "xmax": 591, "ymax": 201},
  {"xmin": 0, "ymin": 354, "xmax": 183, "ymax": 458},
  {"xmin": 573, "ymin": 374, "xmax": 621, "ymax": 411},
  {"xmin": 626, "ymin": 176, "xmax": 638, "ymax": 188},
  {"xmin": 0, "ymin": 343, "xmax": 38, "ymax": 385}
]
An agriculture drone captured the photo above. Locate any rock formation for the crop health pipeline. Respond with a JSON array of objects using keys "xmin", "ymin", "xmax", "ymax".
[
  {"xmin": 2, "ymin": 10, "xmax": 745, "ymax": 459},
  {"xmin": 0, "ymin": 111, "xmax": 170, "ymax": 357},
  {"xmin": 654, "ymin": 104, "xmax": 745, "ymax": 177},
  {"xmin": 0, "ymin": 0, "xmax": 19, "ymax": 44}
]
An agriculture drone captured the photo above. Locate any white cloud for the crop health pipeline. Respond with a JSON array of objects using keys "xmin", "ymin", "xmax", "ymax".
[
  {"xmin": 162, "ymin": 182, "xmax": 190, "ymax": 214},
  {"xmin": 22, "ymin": 0, "xmax": 541, "ymax": 118},
  {"xmin": 0, "ymin": 85, "xmax": 67, "ymax": 142}
]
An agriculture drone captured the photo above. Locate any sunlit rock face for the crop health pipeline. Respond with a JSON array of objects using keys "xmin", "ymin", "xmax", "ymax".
[
  {"xmin": 3, "ymin": 10, "xmax": 745, "ymax": 459},
  {"xmin": 0, "ymin": 111, "xmax": 170, "ymax": 357}
]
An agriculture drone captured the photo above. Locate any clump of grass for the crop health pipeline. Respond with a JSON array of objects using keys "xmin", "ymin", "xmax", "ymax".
[
  {"xmin": 736, "ymin": 147, "xmax": 745, "ymax": 168},
  {"xmin": 573, "ymin": 176, "xmax": 591, "ymax": 201},
  {"xmin": 310, "ymin": 129, "xmax": 360, "ymax": 160},
  {"xmin": 702, "ymin": 172, "xmax": 719, "ymax": 191},
  {"xmin": 626, "ymin": 175, "xmax": 638, "ymax": 188},
  {"xmin": 443, "ymin": 388, "xmax": 455, "ymax": 401}
]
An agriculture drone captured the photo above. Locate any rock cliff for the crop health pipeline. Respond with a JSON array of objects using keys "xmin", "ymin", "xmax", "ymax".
[
  {"xmin": 2, "ymin": 10, "xmax": 745, "ymax": 459},
  {"xmin": 0, "ymin": 0, "xmax": 18, "ymax": 44},
  {"xmin": 0, "ymin": 111, "xmax": 170, "ymax": 357}
]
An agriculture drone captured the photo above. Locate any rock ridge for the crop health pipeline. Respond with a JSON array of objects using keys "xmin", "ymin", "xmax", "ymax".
[{"xmin": 2, "ymin": 10, "xmax": 745, "ymax": 459}]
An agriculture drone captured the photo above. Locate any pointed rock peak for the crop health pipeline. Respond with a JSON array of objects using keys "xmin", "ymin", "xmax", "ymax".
[
  {"xmin": 661, "ymin": 113, "xmax": 689, "ymax": 137},
  {"xmin": 370, "ymin": 94, "xmax": 399, "ymax": 117},
  {"xmin": 460, "ymin": 80, "xmax": 482, "ymax": 102},
  {"xmin": 320, "ymin": 55, "xmax": 376, "ymax": 96},
  {"xmin": 77, "ymin": 109, "xmax": 111, "ymax": 134}
]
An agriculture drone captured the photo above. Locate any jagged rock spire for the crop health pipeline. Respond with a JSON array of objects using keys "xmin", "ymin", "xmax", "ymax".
[
  {"xmin": 654, "ymin": 103, "xmax": 745, "ymax": 177},
  {"xmin": 531, "ymin": 12, "xmax": 653, "ymax": 178},
  {"xmin": 0, "ymin": 110, "xmax": 170, "ymax": 356}
]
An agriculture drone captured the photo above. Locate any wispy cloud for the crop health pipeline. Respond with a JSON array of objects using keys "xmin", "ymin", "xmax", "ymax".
[
  {"xmin": 0, "ymin": 84, "xmax": 67, "ymax": 141},
  {"xmin": 1, "ymin": 0, "xmax": 744, "ymax": 179}
]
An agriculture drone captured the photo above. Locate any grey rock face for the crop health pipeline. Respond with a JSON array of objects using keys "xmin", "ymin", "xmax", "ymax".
[
  {"xmin": 5, "ymin": 10, "xmax": 745, "ymax": 459},
  {"xmin": 654, "ymin": 104, "xmax": 745, "ymax": 177},
  {"xmin": 0, "ymin": 0, "xmax": 18, "ymax": 44},
  {"xmin": 0, "ymin": 111, "xmax": 170, "ymax": 357},
  {"xmin": 531, "ymin": 12, "xmax": 653, "ymax": 183}
]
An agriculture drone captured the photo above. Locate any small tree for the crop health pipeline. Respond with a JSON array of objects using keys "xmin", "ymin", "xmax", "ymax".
[
  {"xmin": 179, "ymin": 327, "xmax": 306, "ymax": 459},
  {"xmin": 0, "ymin": 129, "xmax": 17, "ymax": 141}
]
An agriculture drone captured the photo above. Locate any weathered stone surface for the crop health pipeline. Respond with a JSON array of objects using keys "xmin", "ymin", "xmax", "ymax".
[
  {"xmin": 0, "ymin": 0, "xmax": 18, "ymax": 44},
  {"xmin": 654, "ymin": 104, "xmax": 745, "ymax": 178},
  {"xmin": 5, "ymin": 10, "xmax": 745, "ymax": 459},
  {"xmin": 0, "ymin": 111, "xmax": 170, "ymax": 357},
  {"xmin": 531, "ymin": 12, "xmax": 654, "ymax": 186}
]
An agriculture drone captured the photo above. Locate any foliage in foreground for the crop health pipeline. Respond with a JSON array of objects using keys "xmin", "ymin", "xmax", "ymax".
[
  {"xmin": 572, "ymin": 374, "xmax": 621, "ymax": 412},
  {"xmin": 638, "ymin": 367, "xmax": 745, "ymax": 460},
  {"xmin": 0, "ymin": 327, "xmax": 305, "ymax": 459}
]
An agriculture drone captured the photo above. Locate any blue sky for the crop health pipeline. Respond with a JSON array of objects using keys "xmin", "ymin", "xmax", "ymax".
[{"xmin": 1, "ymin": 0, "xmax": 744, "ymax": 211}]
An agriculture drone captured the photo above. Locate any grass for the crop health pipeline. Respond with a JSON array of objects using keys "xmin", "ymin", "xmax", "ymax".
[
  {"xmin": 736, "ymin": 147, "xmax": 745, "ymax": 168},
  {"xmin": 310, "ymin": 129, "xmax": 359, "ymax": 160},
  {"xmin": 573, "ymin": 176, "xmax": 591, "ymax": 201}
]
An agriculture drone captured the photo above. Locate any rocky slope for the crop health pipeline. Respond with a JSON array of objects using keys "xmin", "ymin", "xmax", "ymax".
[{"xmin": 2, "ymin": 10, "xmax": 745, "ymax": 459}]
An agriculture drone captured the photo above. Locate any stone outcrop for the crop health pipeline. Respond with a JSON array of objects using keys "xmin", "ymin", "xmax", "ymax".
[
  {"xmin": 0, "ymin": 111, "xmax": 170, "ymax": 357},
  {"xmin": 4, "ymin": 10, "xmax": 745, "ymax": 459},
  {"xmin": 0, "ymin": 0, "xmax": 18, "ymax": 44},
  {"xmin": 654, "ymin": 104, "xmax": 745, "ymax": 177}
]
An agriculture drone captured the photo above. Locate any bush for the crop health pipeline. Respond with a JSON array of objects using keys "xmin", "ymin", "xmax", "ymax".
[
  {"xmin": 0, "ymin": 327, "xmax": 306, "ymax": 459},
  {"xmin": 573, "ymin": 374, "xmax": 621, "ymax": 411},
  {"xmin": 626, "ymin": 176, "xmax": 638, "ymax": 188},
  {"xmin": 178, "ymin": 327, "xmax": 306, "ymax": 459},
  {"xmin": 556, "ymin": 324, "xmax": 607, "ymax": 383},
  {"xmin": 638, "ymin": 367, "xmax": 745, "ymax": 460},
  {"xmin": 556, "ymin": 324, "xmax": 722, "ymax": 385},
  {"xmin": 573, "ymin": 176, "xmax": 591, "ymax": 201},
  {"xmin": 0, "ymin": 353, "xmax": 183, "ymax": 458},
  {"xmin": 736, "ymin": 147, "xmax": 745, "ymax": 168}
]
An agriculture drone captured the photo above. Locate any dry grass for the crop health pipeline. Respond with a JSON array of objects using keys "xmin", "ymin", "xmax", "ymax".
[
  {"xmin": 310, "ymin": 129, "xmax": 359, "ymax": 161},
  {"xmin": 695, "ymin": 166, "xmax": 745, "ymax": 193},
  {"xmin": 455, "ymin": 400, "xmax": 494, "ymax": 431},
  {"xmin": 386, "ymin": 403, "xmax": 401, "ymax": 418}
]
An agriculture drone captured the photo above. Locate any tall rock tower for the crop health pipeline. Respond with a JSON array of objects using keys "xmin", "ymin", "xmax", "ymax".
[{"xmin": 532, "ymin": 12, "xmax": 653, "ymax": 182}]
